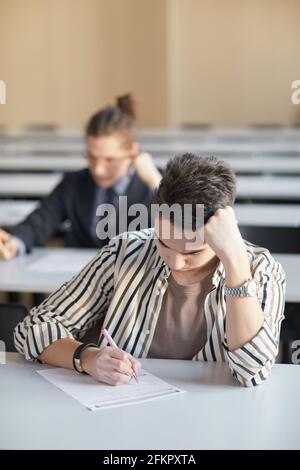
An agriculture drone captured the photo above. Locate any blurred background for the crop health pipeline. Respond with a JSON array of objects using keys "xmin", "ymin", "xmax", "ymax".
[{"xmin": 1, "ymin": 0, "xmax": 300, "ymax": 129}]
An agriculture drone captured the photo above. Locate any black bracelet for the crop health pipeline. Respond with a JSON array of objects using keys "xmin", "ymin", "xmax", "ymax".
[{"xmin": 72, "ymin": 342, "xmax": 98, "ymax": 374}]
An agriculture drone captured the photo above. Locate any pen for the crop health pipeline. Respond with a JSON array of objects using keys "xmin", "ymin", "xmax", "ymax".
[{"xmin": 102, "ymin": 328, "xmax": 139, "ymax": 383}]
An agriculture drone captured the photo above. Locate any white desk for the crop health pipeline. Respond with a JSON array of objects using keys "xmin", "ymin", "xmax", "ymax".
[
  {"xmin": 0, "ymin": 128, "xmax": 83, "ymax": 139},
  {"xmin": 0, "ymin": 200, "xmax": 39, "ymax": 227},
  {"xmin": 138, "ymin": 127, "xmax": 300, "ymax": 141},
  {"xmin": 137, "ymin": 141, "xmax": 300, "ymax": 158},
  {"xmin": 235, "ymin": 203, "xmax": 300, "ymax": 227},
  {"xmin": 0, "ymin": 248, "xmax": 97, "ymax": 293},
  {"xmin": 0, "ymin": 248, "xmax": 298, "ymax": 303},
  {"xmin": 2, "ymin": 155, "xmax": 300, "ymax": 176},
  {"xmin": 226, "ymin": 157, "xmax": 300, "ymax": 174},
  {"xmin": 1, "ymin": 139, "xmax": 300, "ymax": 157},
  {"xmin": 2, "ymin": 126, "xmax": 300, "ymax": 145},
  {"xmin": 0, "ymin": 156, "xmax": 86, "ymax": 172},
  {"xmin": 0, "ymin": 142, "xmax": 84, "ymax": 154},
  {"xmin": 237, "ymin": 176, "xmax": 300, "ymax": 200},
  {"xmin": 276, "ymin": 254, "xmax": 300, "ymax": 303},
  {"xmin": 156, "ymin": 156, "xmax": 300, "ymax": 175},
  {"xmin": 139, "ymin": 128, "xmax": 300, "ymax": 148},
  {"xmin": 0, "ymin": 173, "xmax": 62, "ymax": 197},
  {"xmin": 2, "ymin": 126, "xmax": 300, "ymax": 140},
  {"xmin": 1, "ymin": 353, "xmax": 299, "ymax": 450}
]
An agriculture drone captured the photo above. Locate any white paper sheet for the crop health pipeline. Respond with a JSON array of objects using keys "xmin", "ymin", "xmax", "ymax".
[
  {"xmin": 37, "ymin": 367, "xmax": 185, "ymax": 411},
  {"xmin": 28, "ymin": 253, "xmax": 93, "ymax": 274}
]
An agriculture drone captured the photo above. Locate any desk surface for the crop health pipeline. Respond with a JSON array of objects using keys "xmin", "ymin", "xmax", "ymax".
[
  {"xmin": 2, "ymin": 126, "xmax": 300, "ymax": 138},
  {"xmin": 1, "ymin": 173, "xmax": 300, "ymax": 200},
  {"xmin": 1, "ymin": 353, "xmax": 299, "ymax": 450},
  {"xmin": 276, "ymin": 254, "xmax": 300, "ymax": 303},
  {"xmin": 237, "ymin": 176, "xmax": 300, "ymax": 200},
  {"xmin": 0, "ymin": 173, "xmax": 62, "ymax": 197},
  {"xmin": 2, "ymin": 155, "xmax": 300, "ymax": 175},
  {"xmin": 1, "ymin": 199, "xmax": 298, "ymax": 229},
  {"xmin": 1, "ymin": 139, "xmax": 300, "ymax": 157},
  {"xmin": 0, "ymin": 155, "xmax": 86, "ymax": 172},
  {"xmin": 0, "ymin": 200, "xmax": 39, "ymax": 227},
  {"xmin": 0, "ymin": 248, "xmax": 97, "ymax": 293},
  {"xmin": 228, "ymin": 156, "xmax": 300, "ymax": 174},
  {"xmin": 144, "ymin": 141, "xmax": 300, "ymax": 155},
  {"xmin": 138, "ymin": 126, "xmax": 300, "ymax": 140},
  {"xmin": 0, "ymin": 248, "xmax": 298, "ymax": 303},
  {"xmin": 235, "ymin": 203, "xmax": 300, "ymax": 227}
]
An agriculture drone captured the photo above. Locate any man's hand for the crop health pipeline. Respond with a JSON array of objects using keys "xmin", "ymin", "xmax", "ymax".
[
  {"xmin": 0, "ymin": 228, "xmax": 19, "ymax": 260},
  {"xmin": 81, "ymin": 346, "xmax": 141, "ymax": 386},
  {"xmin": 205, "ymin": 206, "xmax": 252, "ymax": 290},
  {"xmin": 204, "ymin": 206, "xmax": 247, "ymax": 265},
  {"xmin": 133, "ymin": 152, "xmax": 162, "ymax": 189}
]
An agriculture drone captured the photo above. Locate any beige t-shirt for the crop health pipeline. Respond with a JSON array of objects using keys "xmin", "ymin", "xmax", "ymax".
[{"xmin": 148, "ymin": 270, "xmax": 215, "ymax": 360}]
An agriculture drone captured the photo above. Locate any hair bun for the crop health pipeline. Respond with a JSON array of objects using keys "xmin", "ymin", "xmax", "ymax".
[{"xmin": 116, "ymin": 93, "xmax": 136, "ymax": 119}]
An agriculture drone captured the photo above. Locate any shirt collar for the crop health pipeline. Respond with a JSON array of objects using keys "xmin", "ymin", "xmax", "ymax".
[{"xmin": 111, "ymin": 165, "xmax": 135, "ymax": 195}]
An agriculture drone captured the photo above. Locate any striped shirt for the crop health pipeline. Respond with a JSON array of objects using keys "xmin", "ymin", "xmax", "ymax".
[{"xmin": 14, "ymin": 228, "xmax": 286, "ymax": 387}]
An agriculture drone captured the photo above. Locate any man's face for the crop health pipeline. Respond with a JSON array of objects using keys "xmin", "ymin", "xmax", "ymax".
[
  {"xmin": 155, "ymin": 216, "xmax": 216, "ymax": 273},
  {"xmin": 86, "ymin": 135, "xmax": 137, "ymax": 188}
]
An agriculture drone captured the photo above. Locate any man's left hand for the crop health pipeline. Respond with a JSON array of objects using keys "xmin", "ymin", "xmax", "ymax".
[
  {"xmin": 133, "ymin": 152, "xmax": 162, "ymax": 189},
  {"xmin": 204, "ymin": 206, "xmax": 247, "ymax": 266}
]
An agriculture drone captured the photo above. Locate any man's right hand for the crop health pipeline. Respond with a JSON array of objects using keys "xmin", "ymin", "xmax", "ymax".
[
  {"xmin": 81, "ymin": 346, "xmax": 141, "ymax": 386},
  {"xmin": 0, "ymin": 228, "xmax": 19, "ymax": 260}
]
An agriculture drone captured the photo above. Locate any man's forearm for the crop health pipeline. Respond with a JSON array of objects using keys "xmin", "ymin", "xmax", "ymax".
[
  {"xmin": 223, "ymin": 253, "xmax": 264, "ymax": 352},
  {"xmin": 38, "ymin": 338, "xmax": 83, "ymax": 369}
]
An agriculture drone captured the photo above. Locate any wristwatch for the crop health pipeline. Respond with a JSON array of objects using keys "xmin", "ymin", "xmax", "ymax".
[
  {"xmin": 72, "ymin": 343, "xmax": 98, "ymax": 374},
  {"xmin": 224, "ymin": 279, "xmax": 257, "ymax": 298}
]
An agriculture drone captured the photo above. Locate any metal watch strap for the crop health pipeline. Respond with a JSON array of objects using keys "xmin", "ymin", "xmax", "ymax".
[
  {"xmin": 72, "ymin": 342, "xmax": 98, "ymax": 374},
  {"xmin": 224, "ymin": 285, "xmax": 249, "ymax": 297},
  {"xmin": 224, "ymin": 278, "xmax": 257, "ymax": 297}
]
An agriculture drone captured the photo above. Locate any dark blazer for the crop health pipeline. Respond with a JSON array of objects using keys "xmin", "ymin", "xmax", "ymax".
[{"xmin": 10, "ymin": 168, "xmax": 154, "ymax": 251}]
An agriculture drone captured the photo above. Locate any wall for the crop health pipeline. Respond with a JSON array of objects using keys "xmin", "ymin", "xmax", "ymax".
[
  {"xmin": 168, "ymin": 0, "xmax": 300, "ymax": 127},
  {"xmin": 0, "ymin": 0, "xmax": 167, "ymax": 129},
  {"xmin": 1, "ymin": 0, "xmax": 300, "ymax": 129}
]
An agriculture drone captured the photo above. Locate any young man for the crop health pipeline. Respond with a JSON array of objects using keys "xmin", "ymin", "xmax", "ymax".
[
  {"xmin": 14, "ymin": 154, "xmax": 285, "ymax": 387},
  {"xmin": 0, "ymin": 94, "xmax": 161, "ymax": 258}
]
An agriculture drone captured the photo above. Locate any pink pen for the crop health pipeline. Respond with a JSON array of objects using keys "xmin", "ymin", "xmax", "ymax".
[{"xmin": 102, "ymin": 328, "xmax": 139, "ymax": 383}]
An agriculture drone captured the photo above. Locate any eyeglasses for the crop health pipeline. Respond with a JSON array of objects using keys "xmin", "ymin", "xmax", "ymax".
[{"xmin": 84, "ymin": 152, "xmax": 132, "ymax": 167}]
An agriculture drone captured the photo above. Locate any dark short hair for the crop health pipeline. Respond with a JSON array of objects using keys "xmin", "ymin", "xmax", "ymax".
[
  {"xmin": 86, "ymin": 93, "xmax": 136, "ymax": 147},
  {"xmin": 153, "ymin": 154, "xmax": 236, "ymax": 227}
]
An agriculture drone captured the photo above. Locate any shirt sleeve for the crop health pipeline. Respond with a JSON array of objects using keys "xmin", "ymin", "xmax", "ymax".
[
  {"xmin": 14, "ymin": 239, "xmax": 118, "ymax": 360},
  {"xmin": 12, "ymin": 236, "xmax": 27, "ymax": 256},
  {"xmin": 9, "ymin": 174, "xmax": 68, "ymax": 252},
  {"xmin": 223, "ymin": 252, "xmax": 286, "ymax": 387}
]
